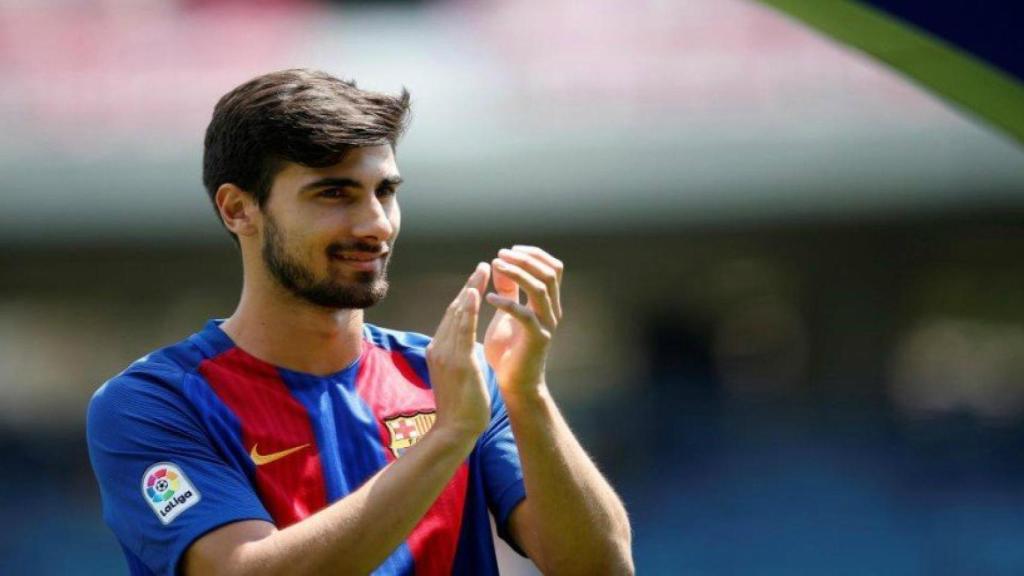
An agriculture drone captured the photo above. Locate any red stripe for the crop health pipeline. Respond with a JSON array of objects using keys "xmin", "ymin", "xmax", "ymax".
[
  {"xmin": 199, "ymin": 348, "xmax": 327, "ymax": 528},
  {"xmin": 355, "ymin": 342, "xmax": 469, "ymax": 576}
]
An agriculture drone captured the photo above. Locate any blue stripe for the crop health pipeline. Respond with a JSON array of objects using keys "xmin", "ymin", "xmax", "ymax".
[
  {"xmin": 277, "ymin": 370, "xmax": 350, "ymax": 502},
  {"xmin": 277, "ymin": 363, "xmax": 415, "ymax": 574},
  {"xmin": 451, "ymin": 451, "xmax": 501, "ymax": 576}
]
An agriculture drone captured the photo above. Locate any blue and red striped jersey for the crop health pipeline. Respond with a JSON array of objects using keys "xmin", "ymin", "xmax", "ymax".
[{"xmin": 86, "ymin": 320, "xmax": 527, "ymax": 576}]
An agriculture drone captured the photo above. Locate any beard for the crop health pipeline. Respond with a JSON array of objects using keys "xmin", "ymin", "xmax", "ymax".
[{"xmin": 261, "ymin": 214, "xmax": 391, "ymax": 310}]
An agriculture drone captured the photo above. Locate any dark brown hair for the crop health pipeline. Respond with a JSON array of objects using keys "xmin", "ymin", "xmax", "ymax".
[{"xmin": 202, "ymin": 68, "xmax": 411, "ymax": 239}]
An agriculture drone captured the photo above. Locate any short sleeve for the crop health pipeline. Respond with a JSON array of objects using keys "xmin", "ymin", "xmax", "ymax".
[
  {"xmin": 86, "ymin": 366, "xmax": 271, "ymax": 576},
  {"xmin": 475, "ymin": 352, "xmax": 527, "ymax": 552}
]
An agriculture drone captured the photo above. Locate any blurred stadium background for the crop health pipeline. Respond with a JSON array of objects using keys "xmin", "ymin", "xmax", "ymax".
[{"xmin": 2, "ymin": 0, "xmax": 1024, "ymax": 574}]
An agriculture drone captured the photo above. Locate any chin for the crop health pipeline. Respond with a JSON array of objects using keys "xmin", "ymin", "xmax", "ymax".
[{"xmin": 309, "ymin": 278, "xmax": 390, "ymax": 310}]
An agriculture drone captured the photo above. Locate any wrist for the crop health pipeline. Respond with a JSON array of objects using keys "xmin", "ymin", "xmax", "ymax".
[
  {"xmin": 429, "ymin": 420, "xmax": 484, "ymax": 454},
  {"xmin": 500, "ymin": 380, "xmax": 552, "ymax": 410}
]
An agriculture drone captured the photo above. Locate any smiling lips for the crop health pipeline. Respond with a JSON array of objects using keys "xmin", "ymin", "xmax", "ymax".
[{"xmin": 331, "ymin": 251, "xmax": 386, "ymax": 271}]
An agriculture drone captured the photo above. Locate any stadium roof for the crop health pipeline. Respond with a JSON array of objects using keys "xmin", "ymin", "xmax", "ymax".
[{"xmin": 2, "ymin": 0, "xmax": 1022, "ymax": 244}]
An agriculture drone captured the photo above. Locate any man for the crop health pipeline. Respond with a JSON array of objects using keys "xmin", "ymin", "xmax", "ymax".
[{"xmin": 87, "ymin": 69, "xmax": 633, "ymax": 576}]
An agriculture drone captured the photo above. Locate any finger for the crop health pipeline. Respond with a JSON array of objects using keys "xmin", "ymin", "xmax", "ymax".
[
  {"xmin": 435, "ymin": 289, "xmax": 458, "ymax": 340},
  {"xmin": 491, "ymin": 262, "xmax": 519, "ymax": 301},
  {"xmin": 450, "ymin": 266, "xmax": 484, "ymax": 313},
  {"xmin": 436, "ymin": 267, "xmax": 480, "ymax": 345},
  {"xmin": 512, "ymin": 245, "xmax": 564, "ymax": 283},
  {"xmin": 437, "ymin": 287, "xmax": 467, "ymax": 349},
  {"xmin": 470, "ymin": 262, "xmax": 491, "ymax": 299},
  {"xmin": 500, "ymin": 248, "xmax": 562, "ymax": 321},
  {"xmin": 448, "ymin": 265, "xmax": 485, "ymax": 343},
  {"xmin": 485, "ymin": 268, "xmax": 512, "ymax": 329},
  {"xmin": 458, "ymin": 287, "xmax": 481, "ymax": 353},
  {"xmin": 491, "ymin": 259, "xmax": 556, "ymax": 329},
  {"xmin": 485, "ymin": 293, "xmax": 543, "ymax": 332}
]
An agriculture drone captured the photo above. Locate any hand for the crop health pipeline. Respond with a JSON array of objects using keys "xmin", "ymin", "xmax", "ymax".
[
  {"xmin": 484, "ymin": 246, "xmax": 564, "ymax": 397},
  {"xmin": 426, "ymin": 263, "xmax": 492, "ymax": 442}
]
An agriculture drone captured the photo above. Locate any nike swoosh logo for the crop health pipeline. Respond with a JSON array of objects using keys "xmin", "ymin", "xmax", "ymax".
[{"xmin": 250, "ymin": 443, "xmax": 310, "ymax": 466}]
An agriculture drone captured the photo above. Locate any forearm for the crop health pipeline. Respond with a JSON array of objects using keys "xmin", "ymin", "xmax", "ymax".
[
  {"xmin": 191, "ymin": 427, "xmax": 474, "ymax": 576},
  {"xmin": 505, "ymin": 384, "xmax": 633, "ymax": 575}
]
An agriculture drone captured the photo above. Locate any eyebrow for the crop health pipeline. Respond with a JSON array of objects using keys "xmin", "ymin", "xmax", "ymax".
[{"xmin": 299, "ymin": 175, "xmax": 404, "ymax": 193}]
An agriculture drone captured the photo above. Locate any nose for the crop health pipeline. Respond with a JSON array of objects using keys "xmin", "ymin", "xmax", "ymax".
[{"xmin": 352, "ymin": 195, "xmax": 395, "ymax": 242}]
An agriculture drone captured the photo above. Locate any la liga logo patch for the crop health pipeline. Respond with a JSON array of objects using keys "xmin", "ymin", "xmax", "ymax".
[{"xmin": 142, "ymin": 462, "xmax": 200, "ymax": 525}]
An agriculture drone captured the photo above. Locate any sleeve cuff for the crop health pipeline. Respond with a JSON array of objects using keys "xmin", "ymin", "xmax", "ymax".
[
  {"xmin": 167, "ymin": 508, "xmax": 273, "ymax": 576},
  {"xmin": 494, "ymin": 480, "xmax": 528, "ymax": 557}
]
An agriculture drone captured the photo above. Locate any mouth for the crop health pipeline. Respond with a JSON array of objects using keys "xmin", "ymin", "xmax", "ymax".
[{"xmin": 329, "ymin": 250, "xmax": 388, "ymax": 272}]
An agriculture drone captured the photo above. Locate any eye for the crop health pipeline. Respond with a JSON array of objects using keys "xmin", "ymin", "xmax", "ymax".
[
  {"xmin": 319, "ymin": 188, "xmax": 350, "ymax": 200},
  {"xmin": 376, "ymin": 186, "xmax": 398, "ymax": 199}
]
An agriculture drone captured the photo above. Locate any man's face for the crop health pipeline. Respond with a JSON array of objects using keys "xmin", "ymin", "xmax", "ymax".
[{"xmin": 258, "ymin": 144, "xmax": 402, "ymax": 309}]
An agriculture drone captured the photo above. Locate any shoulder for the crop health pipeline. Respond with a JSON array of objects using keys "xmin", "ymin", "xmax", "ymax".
[
  {"xmin": 89, "ymin": 356, "xmax": 182, "ymax": 412},
  {"xmin": 86, "ymin": 337, "xmax": 207, "ymax": 437}
]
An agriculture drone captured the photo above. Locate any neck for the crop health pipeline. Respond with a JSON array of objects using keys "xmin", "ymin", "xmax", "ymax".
[{"xmin": 221, "ymin": 270, "xmax": 366, "ymax": 376}]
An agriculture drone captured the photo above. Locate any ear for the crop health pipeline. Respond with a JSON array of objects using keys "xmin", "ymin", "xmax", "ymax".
[{"xmin": 215, "ymin": 183, "xmax": 260, "ymax": 238}]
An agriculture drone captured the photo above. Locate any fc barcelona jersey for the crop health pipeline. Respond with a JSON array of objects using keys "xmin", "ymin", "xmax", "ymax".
[{"xmin": 86, "ymin": 320, "xmax": 527, "ymax": 576}]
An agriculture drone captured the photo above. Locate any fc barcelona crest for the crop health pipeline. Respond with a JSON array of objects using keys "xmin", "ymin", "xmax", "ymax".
[{"xmin": 384, "ymin": 411, "xmax": 437, "ymax": 458}]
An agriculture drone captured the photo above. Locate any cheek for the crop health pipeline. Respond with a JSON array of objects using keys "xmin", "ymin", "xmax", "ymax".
[{"xmin": 279, "ymin": 222, "xmax": 325, "ymax": 261}]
